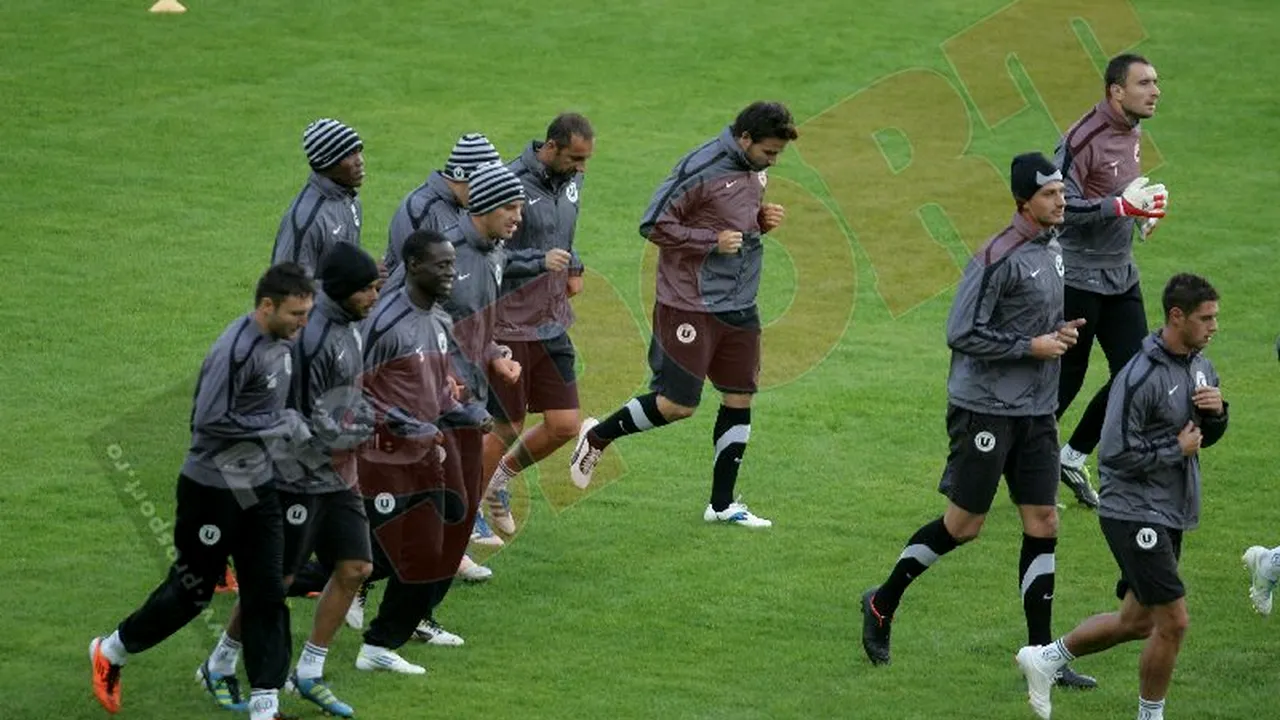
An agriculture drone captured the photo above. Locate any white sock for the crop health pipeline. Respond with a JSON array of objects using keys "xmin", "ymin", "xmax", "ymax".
[
  {"xmin": 209, "ymin": 631, "xmax": 242, "ymax": 676},
  {"xmin": 487, "ymin": 458, "xmax": 519, "ymax": 495},
  {"xmin": 248, "ymin": 689, "xmax": 278, "ymax": 720},
  {"xmin": 100, "ymin": 630, "xmax": 129, "ymax": 666},
  {"xmin": 1038, "ymin": 638, "xmax": 1073, "ymax": 671},
  {"xmin": 1060, "ymin": 444, "xmax": 1087, "ymax": 468},
  {"xmin": 1138, "ymin": 696, "xmax": 1165, "ymax": 719},
  {"xmin": 295, "ymin": 641, "xmax": 328, "ymax": 680}
]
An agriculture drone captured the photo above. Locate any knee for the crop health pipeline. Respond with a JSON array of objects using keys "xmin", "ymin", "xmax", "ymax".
[
  {"xmin": 1121, "ymin": 615, "xmax": 1154, "ymax": 641},
  {"xmin": 1024, "ymin": 508, "xmax": 1059, "ymax": 538},
  {"xmin": 656, "ymin": 396, "xmax": 696, "ymax": 422},
  {"xmin": 335, "ymin": 560, "xmax": 373, "ymax": 590},
  {"xmin": 1155, "ymin": 609, "xmax": 1190, "ymax": 640}
]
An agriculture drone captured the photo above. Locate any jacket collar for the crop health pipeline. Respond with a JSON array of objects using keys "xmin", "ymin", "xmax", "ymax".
[
  {"xmin": 316, "ymin": 291, "xmax": 359, "ymax": 325},
  {"xmin": 1010, "ymin": 211, "xmax": 1058, "ymax": 245},
  {"xmin": 308, "ymin": 171, "xmax": 358, "ymax": 200},
  {"xmin": 1145, "ymin": 330, "xmax": 1199, "ymax": 364},
  {"xmin": 459, "ymin": 215, "xmax": 496, "ymax": 252},
  {"xmin": 717, "ymin": 127, "xmax": 754, "ymax": 170},
  {"xmin": 1096, "ymin": 99, "xmax": 1139, "ymax": 132},
  {"xmin": 425, "ymin": 171, "xmax": 460, "ymax": 206}
]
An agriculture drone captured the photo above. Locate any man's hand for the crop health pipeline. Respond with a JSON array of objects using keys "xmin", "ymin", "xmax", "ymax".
[
  {"xmin": 759, "ymin": 203, "xmax": 786, "ymax": 233},
  {"xmin": 567, "ymin": 274, "xmax": 584, "ymax": 298},
  {"xmin": 1193, "ymin": 385, "xmax": 1224, "ymax": 415},
  {"xmin": 1177, "ymin": 421, "xmax": 1202, "ymax": 456},
  {"xmin": 1055, "ymin": 318, "xmax": 1087, "ymax": 348},
  {"xmin": 1030, "ymin": 333, "xmax": 1070, "ymax": 360},
  {"xmin": 447, "ymin": 375, "xmax": 466, "ymax": 402},
  {"xmin": 491, "ymin": 356, "xmax": 522, "ymax": 386},
  {"xmin": 716, "ymin": 230, "xmax": 743, "ymax": 254},
  {"xmin": 1138, "ymin": 217, "xmax": 1160, "ymax": 242},
  {"xmin": 1115, "ymin": 176, "xmax": 1168, "ymax": 218},
  {"xmin": 544, "ymin": 248, "xmax": 571, "ymax": 272},
  {"xmin": 377, "ymin": 260, "xmax": 389, "ymax": 280}
]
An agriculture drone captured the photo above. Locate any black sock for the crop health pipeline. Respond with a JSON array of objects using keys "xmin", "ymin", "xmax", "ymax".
[
  {"xmin": 709, "ymin": 406, "xmax": 750, "ymax": 511},
  {"xmin": 1067, "ymin": 380, "xmax": 1112, "ymax": 454},
  {"xmin": 874, "ymin": 517, "xmax": 959, "ymax": 617},
  {"xmin": 1020, "ymin": 534, "xmax": 1057, "ymax": 646},
  {"xmin": 589, "ymin": 393, "xmax": 670, "ymax": 448}
]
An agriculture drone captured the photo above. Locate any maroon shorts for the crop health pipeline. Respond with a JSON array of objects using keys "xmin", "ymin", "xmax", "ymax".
[
  {"xmin": 486, "ymin": 333, "xmax": 579, "ymax": 424},
  {"xmin": 648, "ymin": 303, "xmax": 761, "ymax": 408}
]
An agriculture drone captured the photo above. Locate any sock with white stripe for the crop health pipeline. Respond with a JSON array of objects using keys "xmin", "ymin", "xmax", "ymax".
[
  {"xmin": 1021, "ymin": 534, "xmax": 1057, "ymax": 646},
  {"xmin": 295, "ymin": 641, "xmax": 328, "ymax": 680},
  {"xmin": 1138, "ymin": 696, "xmax": 1165, "ymax": 720},
  {"xmin": 874, "ymin": 517, "xmax": 959, "ymax": 617},
  {"xmin": 208, "ymin": 631, "xmax": 241, "ymax": 677},
  {"xmin": 248, "ymin": 689, "xmax": 279, "ymax": 720},
  {"xmin": 588, "ymin": 393, "xmax": 670, "ymax": 448},
  {"xmin": 1039, "ymin": 637, "xmax": 1074, "ymax": 671},
  {"xmin": 486, "ymin": 456, "xmax": 520, "ymax": 495},
  {"xmin": 709, "ymin": 406, "xmax": 750, "ymax": 511}
]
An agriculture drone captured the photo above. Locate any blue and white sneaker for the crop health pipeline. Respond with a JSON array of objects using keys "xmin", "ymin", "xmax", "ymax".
[
  {"xmin": 194, "ymin": 660, "xmax": 247, "ymax": 711},
  {"xmin": 470, "ymin": 512, "xmax": 504, "ymax": 547},
  {"xmin": 703, "ymin": 501, "xmax": 772, "ymax": 528},
  {"xmin": 487, "ymin": 487, "xmax": 516, "ymax": 535},
  {"xmin": 287, "ymin": 673, "xmax": 354, "ymax": 718}
]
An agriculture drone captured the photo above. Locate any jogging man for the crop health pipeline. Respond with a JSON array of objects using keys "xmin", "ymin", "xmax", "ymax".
[
  {"xmin": 1054, "ymin": 54, "xmax": 1169, "ymax": 508},
  {"xmin": 271, "ymin": 118, "xmax": 366, "ymax": 274},
  {"xmin": 858, "ymin": 153, "xmax": 1093, "ymax": 692},
  {"xmin": 90, "ymin": 263, "xmax": 315, "ymax": 720},
  {"xmin": 567, "ymin": 101, "xmax": 793, "ymax": 528},
  {"xmin": 1017, "ymin": 273, "xmax": 1226, "ymax": 720}
]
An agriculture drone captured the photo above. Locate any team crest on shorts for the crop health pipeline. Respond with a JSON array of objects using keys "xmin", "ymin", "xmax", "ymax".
[
  {"xmin": 374, "ymin": 492, "xmax": 396, "ymax": 515},
  {"xmin": 286, "ymin": 504, "xmax": 308, "ymax": 526},
  {"xmin": 973, "ymin": 431, "xmax": 996, "ymax": 453},
  {"xmin": 1136, "ymin": 527, "xmax": 1158, "ymax": 550},
  {"xmin": 198, "ymin": 524, "xmax": 221, "ymax": 546},
  {"xmin": 676, "ymin": 323, "xmax": 697, "ymax": 344}
]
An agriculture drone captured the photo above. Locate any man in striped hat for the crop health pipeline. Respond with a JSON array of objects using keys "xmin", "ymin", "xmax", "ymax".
[
  {"xmin": 385, "ymin": 132, "xmax": 502, "ymax": 276},
  {"xmin": 271, "ymin": 118, "xmax": 367, "ymax": 275}
]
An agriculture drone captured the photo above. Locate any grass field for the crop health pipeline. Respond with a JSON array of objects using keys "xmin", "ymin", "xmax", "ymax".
[{"xmin": 4, "ymin": 0, "xmax": 1280, "ymax": 718}]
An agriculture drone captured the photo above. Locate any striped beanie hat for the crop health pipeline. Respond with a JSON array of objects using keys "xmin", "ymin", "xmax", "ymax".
[
  {"xmin": 444, "ymin": 133, "xmax": 501, "ymax": 182},
  {"xmin": 468, "ymin": 162, "xmax": 526, "ymax": 215},
  {"xmin": 303, "ymin": 118, "xmax": 363, "ymax": 171}
]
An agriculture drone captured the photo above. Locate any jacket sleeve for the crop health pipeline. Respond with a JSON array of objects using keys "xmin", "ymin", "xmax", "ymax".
[
  {"xmin": 1199, "ymin": 364, "xmax": 1229, "ymax": 447},
  {"xmin": 1098, "ymin": 369, "xmax": 1185, "ymax": 473},
  {"xmin": 1055, "ymin": 140, "xmax": 1120, "ymax": 228},
  {"xmin": 568, "ymin": 249, "xmax": 585, "ymax": 277},
  {"xmin": 945, "ymin": 260, "xmax": 1032, "ymax": 360},
  {"xmin": 639, "ymin": 180, "xmax": 719, "ymax": 250},
  {"xmin": 504, "ymin": 247, "xmax": 548, "ymax": 279}
]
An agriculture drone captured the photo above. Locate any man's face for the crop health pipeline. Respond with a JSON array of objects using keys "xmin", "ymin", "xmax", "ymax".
[
  {"xmin": 1112, "ymin": 62, "xmax": 1160, "ymax": 119},
  {"xmin": 328, "ymin": 150, "xmax": 366, "ymax": 188},
  {"xmin": 263, "ymin": 294, "xmax": 313, "ymax": 340},
  {"xmin": 409, "ymin": 242, "xmax": 457, "ymax": 302},
  {"xmin": 1173, "ymin": 300, "xmax": 1219, "ymax": 350},
  {"xmin": 480, "ymin": 201, "xmax": 524, "ymax": 240},
  {"xmin": 1025, "ymin": 181, "xmax": 1066, "ymax": 226},
  {"xmin": 545, "ymin": 135, "xmax": 593, "ymax": 176},
  {"xmin": 736, "ymin": 134, "xmax": 789, "ymax": 170},
  {"xmin": 342, "ymin": 282, "xmax": 380, "ymax": 320}
]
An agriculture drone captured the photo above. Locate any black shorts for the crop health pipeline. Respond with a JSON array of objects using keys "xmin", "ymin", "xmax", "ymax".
[
  {"xmin": 647, "ymin": 303, "xmax": 761, "ymax": 408},
  {"xmin": 1100, "ymin": 517, "xmax": 1185, "ymax": 607},
  {"xmin": 937, "ymin": 405, "xmax": 1059, "ymax": 514},
  {"xmin": 277, "ymin": 489, "xmax": 372, "ymax": 577},
  {"xmin": 486, "ymin": 333, "xmax": 579, "ymax": 423}
]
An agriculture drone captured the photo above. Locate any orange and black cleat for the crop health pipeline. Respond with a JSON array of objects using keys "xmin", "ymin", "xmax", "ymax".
[
  {"xmin": 215, "ymin": 567, "xmax": 239, "ymax": 594},
  {"xmin": 89, "ymin": 637, "xmax": 122, "ymax": 714}
]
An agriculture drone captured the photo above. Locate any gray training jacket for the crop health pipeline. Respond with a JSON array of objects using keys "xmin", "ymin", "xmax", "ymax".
[
  {"xmin": 945, "ymin": 212, "xmax": 1066, "ymax": 417},
  {"xmin": 1098, "ymin": 332, "xmax": 1229, "ymax": 531},
  {"xmin": 271, "ymin": 172, "xmax": 364, "ymax": 275},
  {"xmin": 640, "ymin": 126, "xmax": 771, "ymax": 315},
  {"xmin": 181, "ymin": 314, "xmax": 307, "ymax": 489},
  {"xmin": 1053, "ymin": 100, "xmax": 1146, "ymax": 296},
  {"xmin": 384, "ymin": 171, "xmax": 465, "ymax": 275}
]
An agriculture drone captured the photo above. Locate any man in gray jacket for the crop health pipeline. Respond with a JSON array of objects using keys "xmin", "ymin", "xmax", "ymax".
[
  {"xmin": 1017, "ymin": 273, "xmax": 1226, "ymax": 720},
  {"xmin": 271, "ymin": 118, "xmax": 366, "ymax": 275},
  {"xmin": 859, "ymin": 153, "xmax": 1093, "ymax": 691},
  {"xmin": 567, "ymin": 102, "xmax": 791, "ymax": 528}
]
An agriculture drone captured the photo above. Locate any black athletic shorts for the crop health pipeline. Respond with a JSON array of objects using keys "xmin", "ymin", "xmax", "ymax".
[
  {"xmin": 278, "ymin": 489, "xmax": 372, "ymax": 577},
  {"xmin": 1100, "ymin": 517, "xmax": 1185, "ymax": 607},
  {"xmin": 937, "ymin": 405, "xmax": 1059, "ymax": 514}
]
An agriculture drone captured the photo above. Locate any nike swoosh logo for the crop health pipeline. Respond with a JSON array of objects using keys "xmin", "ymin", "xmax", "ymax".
[
  {"xmin": 1168, "ymin": 385, "xmax": 1179, "ymax": 395},
  {"xmin": 725, "ymin": 180, "xmax": 737, "ymax": 188},
  {"xmin": 1043, "ymin": 594, "xmax": 1054, "ymax": 600},
  {"xmin": 332, "ymin": 225, "xmax": 343, "ymax": 235},
  {"xmin": 529, "ymin": 198, "xmax": 542, "ymax": 205},
  {"xmin": 337, "ymin": 350, "xmax": 346, "ymax": 361},
  {"xmin": 1030, "ymin": 268, "xmax": 1042, "ymax": 278},
  {"xmin": 458, "ymin": 273, "xmax": 471, "ymax": 280}
]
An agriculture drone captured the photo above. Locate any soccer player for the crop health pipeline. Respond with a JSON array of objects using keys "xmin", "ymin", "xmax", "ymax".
[
  {"xmin": 858, "ymin": 153, "xmax": 1094, "ymax": 691},
  {"xmin": 90, "ymin": 264, "xmax": 316, "ymax": 719},
  {"xmin": 385, "ymin": 132, "xmax": 502, "ymax": 275},
  {"xmin": 353, "ymin": 229, "xmax": 491, "ymax": 675},
  {"xmin": 198, "ymin": 245, "xmax": 381, "ymax": 717},
  {"xmin": 479, "ymin": 113, "xmax": 594, "ymax": 537},
  {"xmin": 271, "ymin": 118, "xmax": 366, "ymax": 274},
  {"xmin": 1017, "ymin": 273, "xmax": 1227, "ymax": 720},
  {"xmin": 567, "ymin": 102, "xmax": 792, "ymax": 527},
  {"xmin": 414, "ymin": 163, "xmax": 571, "ymax": 644},
  {"xmin": 1054, "ymin": 54, "xmax": 1169, "ymax": 509}
]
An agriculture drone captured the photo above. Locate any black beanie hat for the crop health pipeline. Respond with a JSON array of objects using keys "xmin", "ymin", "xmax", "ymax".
[
  {"xmin": 320, "ymin": 243, "xmax": 379, "ymax": 301},
  {"xmin": 1010, "ymin": 152, "xmax": 1062, "ymax": 202}
]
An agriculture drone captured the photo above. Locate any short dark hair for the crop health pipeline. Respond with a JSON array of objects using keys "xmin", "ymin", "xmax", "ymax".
[
  {"xmin": 546, "ymin": 113, "xmax": 594, "ymax": 146},
  {"xmin": 402, "ymin": 228, "xmax": 451, "ymax": 266},
  {"xmin": 731, "ymin": 101, "xmax": 799, "ymax": 143},
  {"xmin": 1104, "ymin": 53, "xmax": 1151, "ymax": 92},
  {"xmin": 1162, "ymin": 273, "xmax": 1218, "ymax": 320},
  {"xmin": 255, "ymin": 262, "xmax": 314, "ymax": 305}
]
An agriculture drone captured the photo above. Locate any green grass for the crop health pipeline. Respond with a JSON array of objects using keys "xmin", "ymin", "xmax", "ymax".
[{"xmin": 3, "ymin": 0, "xmax": 1280, "ymax": 717}]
